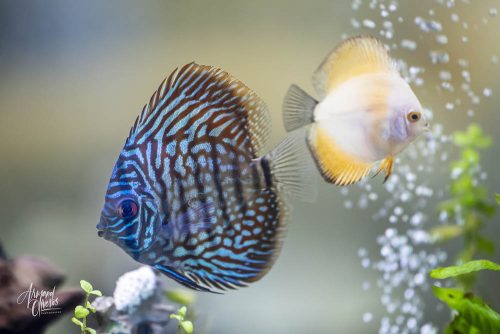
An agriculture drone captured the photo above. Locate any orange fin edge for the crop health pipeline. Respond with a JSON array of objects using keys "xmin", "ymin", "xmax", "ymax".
[
  {"xmin": 373, "ymin": 156, "xmax": 394, "ymax": 183},
  {"xmin": 308, "ymin": 125, "xmax": 374, "ymax": 186}
]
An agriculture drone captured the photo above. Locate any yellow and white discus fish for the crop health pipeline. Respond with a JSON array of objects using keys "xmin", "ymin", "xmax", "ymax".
[{"xmin": 283, "ymin": 36, "xmax": 429, "ymax": 186}]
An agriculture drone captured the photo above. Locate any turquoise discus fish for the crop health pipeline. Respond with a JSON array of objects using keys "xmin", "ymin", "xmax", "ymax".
[{"xmin": 97, "ymin": 63, "xmax": 314, "ymax": 292}]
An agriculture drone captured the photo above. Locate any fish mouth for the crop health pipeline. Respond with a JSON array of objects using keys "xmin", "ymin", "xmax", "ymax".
[{"xmin": 96, "ymin": 220, "xmax": 106, "ymax": 238}]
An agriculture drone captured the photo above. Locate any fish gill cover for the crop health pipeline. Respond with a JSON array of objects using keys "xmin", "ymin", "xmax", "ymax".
[{"xmin": 342, "ymin": 0, "xmax": 498, "ymax": 333}]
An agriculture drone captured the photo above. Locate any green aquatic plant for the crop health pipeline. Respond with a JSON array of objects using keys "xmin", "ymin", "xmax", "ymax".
[
  {"xmin": 71, "ymin": 280, "xmax": 102, "ymax": 334},
  {"xmin": 430, "ymin": 259, "xmax": 500, "ymax": 279},
  {"xmin": 433, "ymin": 285, "xmax": 500, "ymax": 333},
  {"xmin": 166, "ymin": 289, "xmax": 196, "ymax": 306},
  {"xmin": 169, "ymin": 306, "xmax": 194, "ymax": 334},
  {"xmin": 431, "ymin": 260, "xmax": 500, "ymax": 333},
  {"xmin": 429, "ymin": 124, "xmax": 500, "ymax": 332},
  {"xmin": 430, "ymin": 124, "xmax": 497, "ymax": 290}
]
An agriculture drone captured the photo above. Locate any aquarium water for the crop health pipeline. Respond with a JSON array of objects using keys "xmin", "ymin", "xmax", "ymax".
[{"xmin": 344, "ymin": 0, "xmax": 497, "ymax": 333}]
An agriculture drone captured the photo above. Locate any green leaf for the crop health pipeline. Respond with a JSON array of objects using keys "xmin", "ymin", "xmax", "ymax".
[
  {"xmin": 430, "ymin": 260, "xmax": 500, "ymax": 279},
  {"xmin": 445, "ymin": 315, "xmax": 481, "ymax": 334},
  {"xmin": 432, "ymin": 286, "xmax": 500, "ymax": 331},
  {"xmin": 170, "ymin": 314, "xmax": 181, "ymax": 321},
  {"xmin": 85, "ymin": 301, "xmax": 96, "ymax": 313},
  {"xmin": 80, "ymin": 280, "xmax": 93, "ymax": 293},
  {"xmin": 496, "ymin": 194, "xmax": 500, "ymax": 205},
  {"xmin": 165, "ymin": 289, "xmax": 196, "ymax": 305},
  {"xmin": 477, "ymin": 236, "xmax": 495, "ymax": 255},
  {"xmin": 181, "ymin": 320, "xmax": 194, "ymax": 333},
  {"xmin": 71, "ymin": 317, "xmax": 83, "ymax": 327},
  {"xmin": 428, "ymin": 225, "xmax": 463, "ymax": 243},
  {"xmin": 74, "ymin": 305, "xmax": 90, "ymax": 318},
  {"xmin": 90, "ymin": 289, "xmax": 102, "ymax": 296},
  {"xmin": 453, "ymin": 124, "xmax": 492, "ymax": 149},
  {"xmin": 178, "ymin": 306, "xmax": 187, "ymax": 318},
  {"xmin": 85, "ymin": 328, "xmax": 96, "ymax": 334}
]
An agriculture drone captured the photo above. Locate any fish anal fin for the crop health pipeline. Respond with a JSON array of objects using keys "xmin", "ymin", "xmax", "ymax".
[
  {"xmin": 313, "ymin": 36, "xmax": 397, "ymax": 98},
  {"xmin": 374, "ymin": 156, "xmax": 394, "ymax": 183},
  {"xmin": 308, "ymin": 125, "xmax": 373, "ymax": 186},
  {"xmin": 154, "ymin": 264, "xmax": 218, "ymax": 293}
]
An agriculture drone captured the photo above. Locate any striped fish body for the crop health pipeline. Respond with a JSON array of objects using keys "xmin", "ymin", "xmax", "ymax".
[{"xmin": 97, "ymin": 63, "xmax": 312, "ymax": 292}]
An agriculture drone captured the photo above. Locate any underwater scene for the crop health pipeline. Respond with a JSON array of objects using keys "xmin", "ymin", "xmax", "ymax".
[{"xmin": 1, "ymin": 0, "xmax": 500, "ymax": 333}]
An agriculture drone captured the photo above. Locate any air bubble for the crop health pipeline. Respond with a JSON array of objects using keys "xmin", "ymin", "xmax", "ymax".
[
  {"xmin": 435, "ymin": 34, "xmax": 448, "ymax": 44},
  {"xmin": 429, "ymin": 50, "xmax": 449, "ymax": 64},
  {"xmin": 415, "ymin": 17, "xmax": 442, "ymax": 32},
  {"xmin": 358, "ymin": 248, "xmax": 368, "ymax": 257},
  {"xmin": 363, "ymin": 312, "xmax": 374, "ymax": 323},
  {"xmin": 439, "ymin": 71, "xmax": 452, "ymax": 81},
  {"xmin": 400, "ymin": 39, "xmax": 417, "ymax": 51},
  {"xmin": 363, "ymin": 19, "xmax": 377, "ymax": 29},
  {"xmin": 407, "ymin": 317, "xmax": 417, "ymax": 329},
  {"xmin": 414, "ymin": 273, "xmax": 425, "ymax": 285}
]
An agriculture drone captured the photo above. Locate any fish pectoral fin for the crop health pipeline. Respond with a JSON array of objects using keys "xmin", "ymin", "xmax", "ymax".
[
  {"xmin": 373, "ymin": 156, "xmax": 394, "ymax": 183},
  {"xmin": 308, "ymin": 125, "xmax": 373, "ymax": 186},
  {"xmin": 312, "ymin": 36, "xmax": 398, "ymax": 98}
]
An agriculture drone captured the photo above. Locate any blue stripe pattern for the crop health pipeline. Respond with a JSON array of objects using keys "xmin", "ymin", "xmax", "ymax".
[{"xmin": 97, "ymin": 63, "xmax": 285, "ymax": 292}]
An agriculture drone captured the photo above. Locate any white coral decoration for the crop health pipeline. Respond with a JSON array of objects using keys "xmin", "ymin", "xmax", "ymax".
[{"xmin": 113, "ymin": 266, "xmax": 157, "ymax": 313}]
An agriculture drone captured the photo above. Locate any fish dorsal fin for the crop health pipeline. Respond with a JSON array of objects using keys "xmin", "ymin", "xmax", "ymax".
[
  {"xmin": 312, "ymin": 36, "xmax": 397, "ymax": 98},
  {"xmin": 129, "ymin": 62, "xmax": 270, "ymax": 157},
  {"xmin": 308, "ymin": 125, "xmax": 373, "ymax": 186}
]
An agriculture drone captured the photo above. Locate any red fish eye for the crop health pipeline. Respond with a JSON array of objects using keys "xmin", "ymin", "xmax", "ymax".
[{"xmin": 118, "ymin": 199, "xmax": 138, "ymax": 219}]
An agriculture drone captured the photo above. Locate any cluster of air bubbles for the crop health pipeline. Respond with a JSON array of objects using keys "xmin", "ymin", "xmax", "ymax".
[
  {"xmin": 345, "ymin": 0, "xmax": 497, "ymax": 333},
  {"xmin": 415, "ymin": 17, "xmax": 443, "ymax": 32}
]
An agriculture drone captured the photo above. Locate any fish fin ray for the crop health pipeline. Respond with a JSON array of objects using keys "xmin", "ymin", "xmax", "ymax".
[
  {"xmin": 374, "ymin": 156, "xmax": 394, "ymax": 183},
  {"xmin": 282, "ymin": 84, "xmax": 318, "ymax": 132},
  {"xmin": 154, "ymin": 264, "xmax": 219, "ymax": 293},
  {"xmin": 308, "ymin": 124, "xmax": 373, "ymax": 186},
  {"xmin": 312, "ymin": 36, "xmax": 397, "ymax": 98},
  {"xmin": 265, "ymin": 130, "xmax": 318, "ymax": 202}
]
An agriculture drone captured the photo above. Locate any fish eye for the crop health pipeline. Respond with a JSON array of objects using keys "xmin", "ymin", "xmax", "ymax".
[
  {"xmin": 117, "ymin": 199, "xmax": 139, "ymax": 220},
  {"xmin": 407, "ymin": 110, "xmax": 421, "ymax": 123}
]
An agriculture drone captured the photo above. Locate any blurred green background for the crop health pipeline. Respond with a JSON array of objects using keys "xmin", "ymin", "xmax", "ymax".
[{"xmin": 1, "ymin": 1, "xmax": 499, "ymax": 333}]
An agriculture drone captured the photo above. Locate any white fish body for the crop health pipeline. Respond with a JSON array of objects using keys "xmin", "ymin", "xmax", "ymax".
[{"xmin": 283, "ymin": 36, "xmax": 428, "ymax": 186}]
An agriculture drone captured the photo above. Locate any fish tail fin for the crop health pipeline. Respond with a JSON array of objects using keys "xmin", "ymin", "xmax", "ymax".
[
  {"xmin": 282, "ymin": 84, "xmax": 318, "ymax": 132},
  {"xmin": 265, "ymin": 131, "xmax": 317, "ymax": 202}
]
